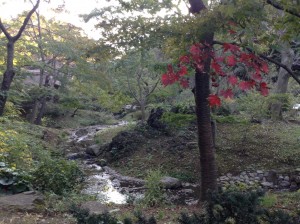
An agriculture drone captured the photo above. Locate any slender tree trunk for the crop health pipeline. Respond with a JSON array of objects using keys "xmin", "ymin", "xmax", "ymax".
[
  {"xmin": 189, "ymin": 0, "xmax": 217, "ymax": 201},
  {"xmin": 34, "ymin": 96, "xmax": 46, "ymax": 125},
  {"xmin": 271, "ymin": 45, "xmax": 294, "ymax": 120},
  {"xmin": 0, "ymin": 41, "xmax": 15, "ymax": 115},
  {"xmin": 0, "ymin": 0, "xmax": 40, "ymax": 115},
  {"xmin": 140, "ymin": 100, "xmax": 146, "ymax": 123},
  {"xmin": 194, "ymin": 34, "xmax": 217, "ymax": 201}
]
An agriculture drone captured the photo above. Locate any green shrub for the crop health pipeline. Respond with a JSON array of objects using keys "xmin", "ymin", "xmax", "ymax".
[
  {"xmin": 143, "ymin": 169, "xmax": 165, "ymax": 207},
  {"xmin": 238, "ymin": 93, "xmax": 270, "ymax": 120},
  {"xmin": 161, "ymin": 112, "xmax": 196, "ymax": 128},
  {"xmin": 32, "ymin": 159, "xmax": 84, "ymax": 195},
  {"xmin": 70, "ymin": 205, "xmax": 157, "ymax": 224},
  {"xmin": 0, "ymin": 162, "xmax": 31, "ymax": 194},
  {"xmin": 70, "ymin": 204, "xmax": 118, "ymax": 224},
  {"xmin": 178, "ymin": 190, "xmax": 299, "ymax": 224}
]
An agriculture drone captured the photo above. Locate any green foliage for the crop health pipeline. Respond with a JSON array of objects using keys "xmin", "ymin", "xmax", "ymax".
[
  {"xmin": 70, "ymin": 205, "xmax": 157, "ymax": 224},
  {"xmin": 178, "ymin": 190, "xmax": 299, "ymax": 224},
  {"xmin": 161, "ymin": 112, "xmax": 196, "ymax": 128},
  {"xmin": 260, "ymin": 193, "xmax": 277, "ymax": 208},
  {"xmin": 32, "ymin": 159, "xmax": 84, "ymax": 195},
  {"xmin": 215, "ymin": 115, "xmax": 248, "ymax": 124},
  {"xmin": 0, "ymin": 162, "xmax": 31, "ymax": 194},
  {"xmin": 70, "ymin": 205, "xmax": 118, "ymax": 224},
  {"xmin": 268, "ymin": 94, "xmax": 291, "ymax": 111},
  {"xmin": 0, "ymin": 127, "xmax": 33, "ymax": 170},
  {"xmin": 143, "ymin": 169, "xmax": 165, "ymax": 207},
  {"xmin": 3, "ymin": 101, "xmax": 22, "ymax": 120},
  {"xmin": 237, "ymin": 93, "xmax": 270, "ymax": 120}
]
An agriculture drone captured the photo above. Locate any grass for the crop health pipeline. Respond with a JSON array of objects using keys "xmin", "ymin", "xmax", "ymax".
[
  {"xmin": 94, "ymin": 124, "xmax": 134, "ymax": 145},
  {"xmin": 111, "ymin": 120, "xmax": 300, "ymax": 180},
  {"xmin": 46, "ymin": 109, "xmax": 117, "ymax": 129}
]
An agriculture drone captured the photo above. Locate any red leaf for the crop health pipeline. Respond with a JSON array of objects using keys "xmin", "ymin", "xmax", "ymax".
[
  {"xmin": 180, "ymin": 79, "xmax": 189, "ymax": 88},
  {"xmin": 167, "ymin": 64, "xmax": 174, "ymax": 73},
  {"xmin": 178, "ymin": 65, "xmax": 188, "ymax": 76},
  {"xmin": 211, "ymin": 60, "xmax": 222, "ymax": 73},
  {"xmin": 212, "ymin": 83, "xmax": 219, "ymax": 87},
  {"xmin": 228, "ymin": 76, "xmax": 238, "ymax": 86},
  {"xmin": 223, "ymin": 43, "xmax": 240, "ymax": 53},
  {"xmin": 229, "ymin": 29, "xmax": 237, "ymax": 35},
  {"xmin": 208, "ymin": 94, "xmax": 221, "ymax": 107},
  {"xmin": 239, "ymin": 81, "xmax": 255, "ymax": 91},
  {"xmin": 215, "ymin": 57, "xmax": 224, "ymax": 63},
  {"xmin": 179, "ymin": 55, "xmax": 190, "ymax": 64},
  {"xmin": 252, "ymin": 72, "xmax": 262, "ymax": 81},
  {"xmin": 161, "ymin": 73, "xmax": 171, "ymax": 86},
  {"xmin": 220, "ymin": 89, "xmax": 234, "ymax": 99},
  {"xmin": 226, "ymin": 55, "xmax": 237, "ymax": 66},
  {"xmin": 228, "ymin": 21, "xmax": 237, "ymax": 27},
  {"xmin": 190, "ymin": 44, "xmax": 201, "ymax": 55},
  {"xmin": 261, "ymin": 62, "xmax": 269, "ymax": 73}
]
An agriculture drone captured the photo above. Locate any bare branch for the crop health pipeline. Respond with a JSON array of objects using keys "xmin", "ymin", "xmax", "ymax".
[
  {"xmin": 13, "ymin": 0, "xmax": 40, "ymax": 41},
  {"xmin": 266, "ymin": 0, "xmax": 300, "ymax": 18}
]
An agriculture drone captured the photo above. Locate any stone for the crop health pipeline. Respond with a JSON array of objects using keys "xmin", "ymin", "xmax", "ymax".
[
  {"xmin": 261, "ymin": 181, "xmax": 273, "ymax": 188},
  {"xmin": 75, "ymin": 129, "xmax": 89, "ymax": 138},
  {"xmin": 290, "ymin": 182, "xmax": 298, "ymax": 191},
  {"xmin": 66, "ymin": 152, "xmax": 86, "ymax": 160},
  {"xmin": 295, "ymin": 176, "xmax": 300, "ymax": 184},
  {"xmin": 86, "ymin": 144, "xmax": 101, "ymax": 156},
  {"xmin": 227, "ymin": 173, "xmax": 233, "ymax": 178},
  {"xmin": 265, "ymin": 170, "xmax": 277, "ymax": 183},
  {"xmin": 284, "ymin": 176, "xmax": 290, "ymax": 181},
  {"xmin": 160, "ymin": 176, "xmax": 182, "ymax": 189},
  {"xmin": 0, "ymin": 192, "xmax": 44, "ymax": 212},
  {"xmin": 257, "ymin": 170, "xmax": 264, "ymax": 174},
  {"xmin": 81, "ymin": 201, "xmax": 109, "ymax": 215},
  {"xmin": 147, "ymin": 107, "xmax": 166, "ymax": 130},
  {"xmin": 279, "ymin": 181, "xmax": 290, "ymax": 188}
]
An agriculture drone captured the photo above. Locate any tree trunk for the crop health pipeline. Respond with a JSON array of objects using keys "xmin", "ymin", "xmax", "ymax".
[
  {"xmin": 34, "ymin": 97, "xmax": 46, "ymax": 125},
  {"xmin": 140, "ymin": 100, "xmax": 146, "ymax": 123},
  {"xmin": 189, "ymin": 0, "xmax": 217, "ymax": 201},
  {"xmin": 0, "ymin": 0, "xmax": 40, "ymax": 115},
  {"xmin": 0, "ymin": 41, "xmax": 15, "ymax": 115},
  {"xmin": 194, "ymin": 34, "xmax": 217, "ymax": 201},
  {"xmin": 271, "ymin": 44, "xmax": 294, "ymax": 120}
]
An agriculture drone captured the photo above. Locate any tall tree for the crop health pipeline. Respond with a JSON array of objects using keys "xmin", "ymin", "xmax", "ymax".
[
  {"xmin": 189, "ymin": 0, "xmax": 217, "ymax": 201},
  {"xmin": 0, "ymin": 0, "xmax": 40, "ymax": 115}
]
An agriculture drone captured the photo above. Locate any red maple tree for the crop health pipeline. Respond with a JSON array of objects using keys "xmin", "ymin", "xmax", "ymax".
[{"xmin": 162, "ymin": 42, "xmax": 270, "ymax": 106}]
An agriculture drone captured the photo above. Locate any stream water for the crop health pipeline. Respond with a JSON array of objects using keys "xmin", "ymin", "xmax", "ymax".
[{"xmin": 67, "ymin": 121, "xmax": 199, "ymax": 205}]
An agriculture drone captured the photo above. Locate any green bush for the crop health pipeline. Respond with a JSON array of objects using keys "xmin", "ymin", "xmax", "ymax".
[
  {"xmin": 178, "ymin": 190, "xmax": 299, "ymax": 224},
  {"xmin": 143, "ymin": 169, "xmax": 165, "ymax": 207},
  {"xmin": 161, "ymin": 112, "xmax": 196, "ymax": 129},
  {"xmin": 238, "ymin": 93, "xmax": 270, "ymax": 120},
  {"xmin": 70, "ymin": 205, "xmax": 157, "ymax": 224},
  {"xmin": 32, "ymin": 159, "xmax": 84, "ymax": 195},
  {"xmin": 0, "ymin": 162, "xmax": 31, "ymax": 194}
]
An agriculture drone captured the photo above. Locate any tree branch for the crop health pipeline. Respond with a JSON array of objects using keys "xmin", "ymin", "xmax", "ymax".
[
  {"xmin": 213, "ymin": 40, "xmax": 300, "ymax": 85},
  {"xmin": 13, "ymin": 0, "xmax": 40, "ymax": 41},
  {"xmin": 266, "ymin": 0, "xmax": 300, "ymax": 18},
  {"xmin": 0, "ymin": 19, "xmax": 12, "ymax": 39}
]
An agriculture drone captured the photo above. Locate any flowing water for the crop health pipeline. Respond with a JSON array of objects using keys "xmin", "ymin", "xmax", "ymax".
[{"xmin": 67, "ymin": 121, "xmax": 199, "ymax": 205}]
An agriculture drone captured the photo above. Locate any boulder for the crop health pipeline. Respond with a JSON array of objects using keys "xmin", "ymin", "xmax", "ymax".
[
  {"xmin": 147, "ymin": 107, "xmax": 166, "ymax": 130},
  {"xmin": 81, "ymin": 201, "xmax": 109, "ymax": 215},
  {"xmin": 0, "ymin": 191, "xmax": 44, "ymax": 212},
  {"xmin": 265, "ymin": 170, "xmax": 277, "ymax": 183},
  {"xmin": 102, "ymin": 131, "xmax": 144, "ymax": 162},
  {"xmin": 160, "ymin": 176, "xmax": 182, "ymax": 189},
  {"xmin": 86, "ymin": 144, "xmax": 102, "ymax": 156}
]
